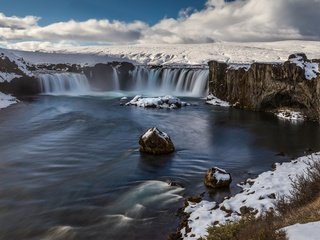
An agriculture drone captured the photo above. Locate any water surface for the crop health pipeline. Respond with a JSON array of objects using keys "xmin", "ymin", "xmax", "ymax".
[{"xmin": 0, "ymin": 95, "xmax": 319, "ymax": 240}]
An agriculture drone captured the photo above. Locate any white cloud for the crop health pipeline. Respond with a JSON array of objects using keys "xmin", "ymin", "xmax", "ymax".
[
  {"xmin": 1, "ymin": 0, "xmax": 320, "ymax": 49},
  {"xmin": 0, "ymin": 13, "xmax": 39, "ymax": 29},
  {"xmin": 141, "ymin": 0, "xmax": 320, "ymax": 44}
]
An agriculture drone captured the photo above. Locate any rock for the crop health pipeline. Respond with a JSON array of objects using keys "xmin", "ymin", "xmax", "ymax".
[
  {"xmin": 126, "ymin": 95, "xmax": 189, "ymax": 109},
  {"xmin": 208, "ymin": 53, "xmax": 320, "ymax": 121},
  {"xmin": 204, "ymin": 167, "xmax": 232, "ymax": 188},
  {"xmin": 288, "ymin": 53, "xmax": 308, "ymax": 61},
  {"xmin": 139, "ymin": 127, "xmax": 175, "ymax": 155}
]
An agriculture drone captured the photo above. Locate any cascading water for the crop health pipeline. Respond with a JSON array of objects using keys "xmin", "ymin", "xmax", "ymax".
[
  {"xmin": 112, "ymin": 67, "xmax": 120, "ymax": 91},
  {"xmin": 38, "ymin": 66, "xmax": 209, "ymax": 97},
  {"xmin": 128, "ymin": 67, "xmax": 209, "ymax": 97},
  {"xmin": 38, "ymin": 73, "xmax": 91, "ymax": 95}
]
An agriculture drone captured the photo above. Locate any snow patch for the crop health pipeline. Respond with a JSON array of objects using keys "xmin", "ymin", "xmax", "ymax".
[
  {"xmin": 214, "ymin": 170, "xmax": 231, "ymax": 182},
  {"xmin": 125, "ymin": 95, "xmax": 189, "ymax": 109},
  {"xmin": 0, "ymin": 72, "xmax": 22, "ymax": 82},
  {"xmin": 0, "ymin": 49, "xmax": 32, "ymax": 77},
  {"xmin": 289, "ymin": 54, "xmax": 319, "ymax": 80},
  {"xmin": 283, "ymin": 221, "xmax": 320, "ymax": 240},
  {"xmin": 0, "ymin": 92, "xmax": 17, "ymax": 109},
  {"xmin": 142, "ymin": 127, "xmax": 169, "ymax": 142},
  {"xmin": 276, "ymin": 109, "xmax": 305, "ymax": 122},
  {"xmin": 206, "ymin": 94, "xmax": 230, "ymax": 107},
  {"xmin": 228, "ymin": 64, "xmax": 251, "ymax": 71},
  {"xmin": 181, "ymin": 153, "xmax": 320, "ymax": 240}
]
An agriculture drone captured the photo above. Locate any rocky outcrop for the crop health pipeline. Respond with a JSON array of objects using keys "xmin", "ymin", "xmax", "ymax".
[
  {"xmin": 208, "ymin": 53, "xmax": 320, "ymax": 120},
  {"xmin": 139, "ymin": 127, "xmax": 175, "ymax": 155},
  {"xmin": 204, "ymin": 167, "xmax": 232, "ymax": 188},
  {"xmin": 0, "ymin": 55, "xmax": 40, "ymax": 96}
]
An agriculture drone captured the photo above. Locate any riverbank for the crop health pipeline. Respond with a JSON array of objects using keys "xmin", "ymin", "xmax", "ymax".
[{"xmin": 180, "ymin": 152, "xmax": 320, "ymax": 240}]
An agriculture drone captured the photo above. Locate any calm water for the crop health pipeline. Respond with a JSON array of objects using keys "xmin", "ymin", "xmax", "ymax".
[{"xmin": 0, "ymin": 95, "xmax": 320, "ymax": 240}]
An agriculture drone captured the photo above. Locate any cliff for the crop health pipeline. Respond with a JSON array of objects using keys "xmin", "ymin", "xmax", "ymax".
[{"xmin": 208, "ymin": 53, "xmax": 320, "ymax": 120}]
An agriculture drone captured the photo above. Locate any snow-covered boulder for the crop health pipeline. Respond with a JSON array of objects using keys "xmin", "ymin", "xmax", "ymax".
[
  {"xmin": 139, "ymin": 127, "xmax": 175, "ymax": 155},
  {"xmin": 126, "ymin": 95, "xmax": 189, "ymax": 109},
  {"xmin": 204, "ymin": 167, "xmax": 232, "ymax": 188}
]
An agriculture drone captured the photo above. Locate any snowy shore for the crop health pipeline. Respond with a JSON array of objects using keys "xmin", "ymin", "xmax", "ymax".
[
  {"xmin": 181, "ymin": 152, "xmax": 320, "ymax": 240},
  {"xmin": 0, "ymin": 92, "xmax": 17, "ymax": 110}
]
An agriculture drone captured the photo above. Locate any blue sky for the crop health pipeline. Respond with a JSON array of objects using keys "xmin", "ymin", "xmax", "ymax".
[
  {"xmin": 0, "ymin": 0, "xmax": 207, "ymax": 25},
  {"xmin": 0, "ymin": 0, "xmax": 319, "ymax": 50}
]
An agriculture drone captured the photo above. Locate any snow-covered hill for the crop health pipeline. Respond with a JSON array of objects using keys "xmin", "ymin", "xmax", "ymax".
[{"xmin": 4, "ymin": 40, "xmax": 320, "ymax": 66}]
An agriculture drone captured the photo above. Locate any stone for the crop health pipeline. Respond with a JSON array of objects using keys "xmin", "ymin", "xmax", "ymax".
[
  {"xmin": 139, "ymin": 127, "xmax": 175, "ymax": 155},
  {"xmin": 204, "ymin": 167, "xmax": 232, "ymax": 188}
]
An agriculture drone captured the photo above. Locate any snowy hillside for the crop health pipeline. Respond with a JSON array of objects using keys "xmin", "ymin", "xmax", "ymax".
[{"xmin": 4, "ymin": 40, "xmax": 320, "ymax": 66}]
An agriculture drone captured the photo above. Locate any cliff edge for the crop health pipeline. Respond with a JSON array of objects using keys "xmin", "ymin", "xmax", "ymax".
[{"xmin": 209, "ymin": 53, "xmax": 320, "ymax": 121}]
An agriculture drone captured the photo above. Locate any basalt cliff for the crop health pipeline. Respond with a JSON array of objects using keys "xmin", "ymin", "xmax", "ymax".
[{"xmin": 208, "ymin": 53, "xmax": 320, "ymax": 120}]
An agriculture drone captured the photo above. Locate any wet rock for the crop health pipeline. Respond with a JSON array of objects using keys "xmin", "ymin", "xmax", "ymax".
[
  {"xmin": 204, "ymin": 167, "xmax": 232, "ymax": 188},
  {"xmin": 139, "ymin": 127, "xmax": 175, "ymax": 155}
]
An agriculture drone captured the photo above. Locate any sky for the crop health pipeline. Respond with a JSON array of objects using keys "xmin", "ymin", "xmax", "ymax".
[{"xmin": 0, "ymin": 0, "xmax": 320, "ymax": 50}]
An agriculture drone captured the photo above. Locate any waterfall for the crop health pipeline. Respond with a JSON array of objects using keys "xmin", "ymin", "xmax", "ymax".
[
  {"xmin": 38, "ymin": 73, "xmax": 91, "ymax": 95},
  {"xmin": 112, "ymin": 67, "xmax": 120, "ymax": 91},
  {"xmin": 38, "ymin": 66, "xmax": 209, "ymax": 97},
  {"xmin": 128, "ymin": 67, "xmax": 209, "ymax": 97}
]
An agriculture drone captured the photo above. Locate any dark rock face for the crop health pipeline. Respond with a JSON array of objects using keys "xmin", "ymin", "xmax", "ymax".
[
  {"xmin": 0, "ymin": 77, "xmax": 40, "ymax": 97},
  {"xmin": 204, "ymin": 167, "xmax": 232, "ymax": 188},
  {"xmin": 208, "ymin": 54, "xmax": 320, "ymax": 120},
  {"xmin": 139, "ymin": 127, "xmax": 175, "ymax": 155}
]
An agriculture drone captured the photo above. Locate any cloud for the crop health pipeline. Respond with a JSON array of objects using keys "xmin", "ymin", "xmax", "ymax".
[
  {"xmin": 1, "ymin": 0, "xmax": 320, "ymax": 49},
  {"xmin": 141, "ymin": 0, "xmax": 320, "ymax": 44},
  {"xmin": 0, "ymin": 13, "xmax": 39, "ymax": 29},
  {"xmin": 0, "ymin": 15, "xmax": 148, "ymax": 43}
]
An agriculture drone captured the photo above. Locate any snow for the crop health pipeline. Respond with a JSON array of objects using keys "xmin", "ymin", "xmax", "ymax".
[
  {"xmin": 142, "ymin": 127, "xmax": 169, "ymax": 142},
  {"xmin": 289, "ymin": 54, "xmax": 319, "ymax": 80},
  {"xmin": 214, "ymin": 170, "xmax": 231, "ymax": 182},
  {"xmin": 276, "ymin": 109, "xmax": 305, "ymax": 122},
  {"xmin": 283, "ymin": 221, "xmax": 320, "ymax": 240},
  {"xmin": 0, "ymin": 72, "xmax": 22, "ymax": 82},
  {"xmin": 206, "ymin": 94, "xmax": 230, "ymax": 107},
  {"xmin": 181, "ymin": 153, "xmax": 320, "ymax": 240},
  {"xmin": 0, "ymin": 48, "xmax": 32, "ymax": 77},
  {"xmin": 125, "ymin": 95, "xmax": 189, "ymax": 109},
  {"xmin": 228, "ymin": 64, "xmax": 251, "ymax": 71},
  {"xmin": 4, "ymin": 40, "xmax": 320, "ymax": 66},
  {"xmin": 0, "ymin": 91, "xmax": 17, "ymax": 109}
]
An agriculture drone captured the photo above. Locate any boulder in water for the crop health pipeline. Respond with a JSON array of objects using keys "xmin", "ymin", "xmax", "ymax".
[
  {"xmin": 204, "ymin": 167, "xmax": 232, "ymax": 188},
  {"xmin": 139, "ymin": 127, "xmax": 175, "ymax": 155}
]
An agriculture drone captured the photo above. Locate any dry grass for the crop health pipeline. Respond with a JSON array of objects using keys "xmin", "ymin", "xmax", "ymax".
[{"xmin": 205, "ymin": 158, "xmax": 320, "ymax": 240}]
